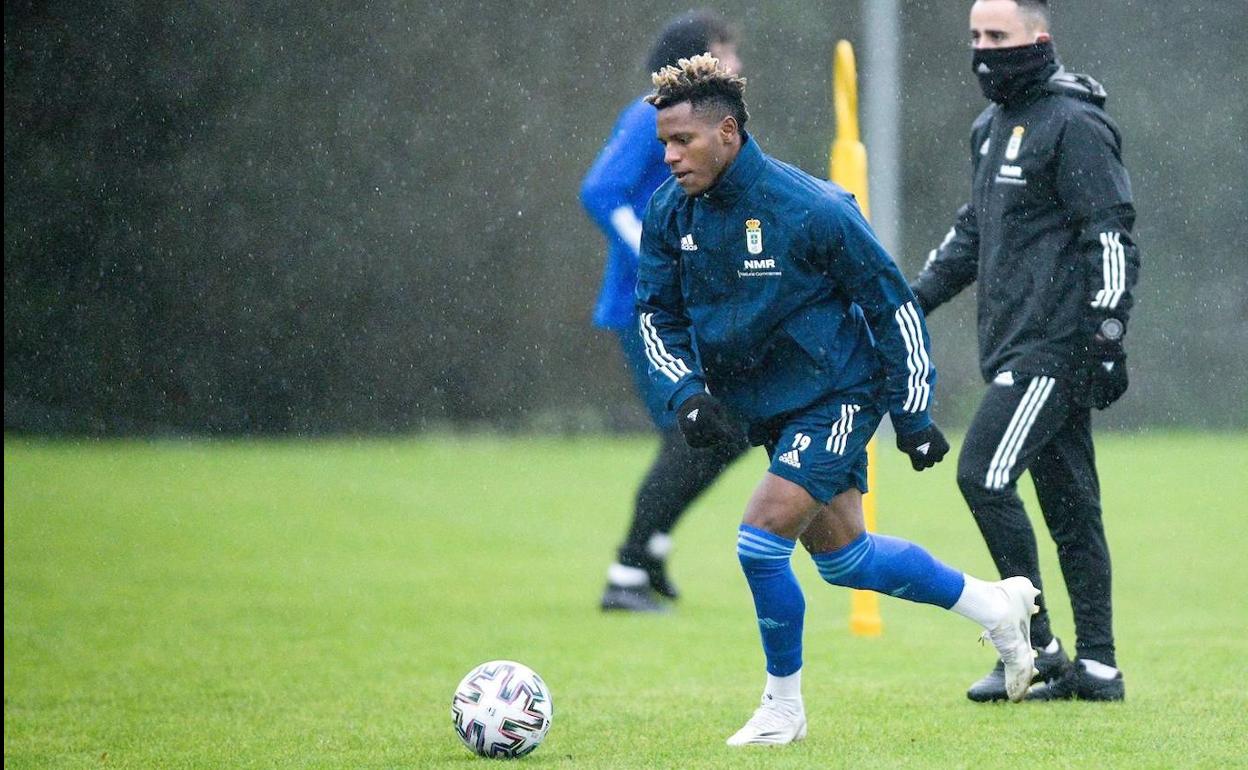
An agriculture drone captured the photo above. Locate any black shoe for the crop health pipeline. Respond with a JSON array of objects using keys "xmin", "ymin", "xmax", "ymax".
[
  {"xmin": 967, "ymin": 638, "xmax": 1072, "ymax": 702},
  {"xmin": 1026, "ymin": 660, "xmax": 1125, "ymax": 701},
  {"xmin": 600, "ymin": 584, "xmax": 668, "ymax": 613},
  {"xmin": 641, "ymin": 555, "xmax": 680, "ymax": 600}
]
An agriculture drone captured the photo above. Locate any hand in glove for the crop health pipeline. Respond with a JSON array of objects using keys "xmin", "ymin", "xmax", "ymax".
[
  {"xmin": 896, "ymin": 423, "xmax": 951, "ymax": 471},
  {"xmin": 1087, "ymin": 317, "xmax": 1129, "ymax": 410},
  {"xmin": 675, "ymin": 393, "xmax": 742, "ymax": 449}
]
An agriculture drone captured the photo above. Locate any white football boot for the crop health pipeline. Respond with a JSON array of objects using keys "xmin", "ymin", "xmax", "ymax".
[
  {"xmin": 725, "ymin": 696, "xmax": 807, "ymax": 746},
  {"xmin": 982, "ymin": 576, "xmax": 1041, "ymax": 702}
]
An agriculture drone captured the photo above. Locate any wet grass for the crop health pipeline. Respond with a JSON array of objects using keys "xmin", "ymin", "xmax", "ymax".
[{"xmin": 5, "ymin": 431, "xmax": 1246, "ymax": 768}]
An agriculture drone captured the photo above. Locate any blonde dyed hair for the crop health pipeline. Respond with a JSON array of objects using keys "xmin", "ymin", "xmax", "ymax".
[{"xmin": 645, "ymin": 53, "xmax": 749, "ymax": 128}]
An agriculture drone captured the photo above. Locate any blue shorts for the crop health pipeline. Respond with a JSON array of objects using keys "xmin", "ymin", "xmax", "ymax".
[
  {"xmin": 615, "ymin": 323, "xmax": 676, "ymax": 430},
  {"xmin": 762, "ymin": 397, "xmax": 883, "ymax": 503}
]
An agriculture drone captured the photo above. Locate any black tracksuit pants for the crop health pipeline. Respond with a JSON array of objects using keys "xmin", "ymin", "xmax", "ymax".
[
  {"xmin": 617, "ymin": 427, "xmax": 746, "ymax": 568},
  {"xmin": 957, "ymin": 374, "xmax": 1116, "ymax": 667}
]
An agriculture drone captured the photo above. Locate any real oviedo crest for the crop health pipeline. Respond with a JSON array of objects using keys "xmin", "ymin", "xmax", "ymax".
[
  {"xmin": 1005, "ymin": 125, "xmax": 1024, "ymax": 161},
  {"xmin": 745, "ymin": 219, "xmax": 763, "ymax": 255}
]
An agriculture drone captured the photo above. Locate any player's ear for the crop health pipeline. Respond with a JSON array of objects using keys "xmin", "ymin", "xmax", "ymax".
[
  {"xmin": 718, "ymin": 115, "xmax": 739, "ymax": 144},
  {"xmin": 1035, "ymin": 31, "xmax": 1052, "ymax": 43}
]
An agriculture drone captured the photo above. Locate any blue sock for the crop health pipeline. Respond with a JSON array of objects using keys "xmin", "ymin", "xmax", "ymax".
[
  {"xmin": 812, "ymin": 532, "xmax": 965, "ymax": 609},
  {"xmin": 737, "ymin": 524, "xmax": 804, "ymax": 677}
]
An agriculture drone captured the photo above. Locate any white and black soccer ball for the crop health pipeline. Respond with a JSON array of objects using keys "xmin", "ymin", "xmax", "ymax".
[{"xmin": 451, "ymin": 660, "xmax": 553, "ymax": 759}]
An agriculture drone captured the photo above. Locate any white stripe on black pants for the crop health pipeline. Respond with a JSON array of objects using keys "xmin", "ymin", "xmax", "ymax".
[{"xmin": 955, "ymin": 375, "xmax": 1116, "ymax": 667}]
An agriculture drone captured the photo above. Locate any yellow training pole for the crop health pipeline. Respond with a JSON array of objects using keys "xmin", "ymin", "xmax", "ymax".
[{"xmin": 829, "ymin": 40, "xmax": 883, "ymax": 638}]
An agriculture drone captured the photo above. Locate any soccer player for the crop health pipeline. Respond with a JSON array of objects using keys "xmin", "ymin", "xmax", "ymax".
[
  {"xmin": 637, "ymin": 54, "xmax": 1040, "ymax": 746},
  {"xmin": 911, "ymin": 0, "xmax": 1139, "ymax": 702},
  {"xmin": 581, "ymin": 11, "xmax": 747, "ymax": 613}
]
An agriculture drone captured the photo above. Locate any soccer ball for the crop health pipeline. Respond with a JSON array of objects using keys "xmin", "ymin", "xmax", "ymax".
[{"xmin": 451, "ymin": 660, "xmax": 553, "ymax": 758}]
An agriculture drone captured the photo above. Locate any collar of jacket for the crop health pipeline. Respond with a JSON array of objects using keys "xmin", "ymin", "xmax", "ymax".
[
  {"xmin": 699, "ymin": 131, "xmax": 765, "ymax": 207},
  {"xmin": 997, "ymin": 61, "xmax": 1061, "ymax": 110}
]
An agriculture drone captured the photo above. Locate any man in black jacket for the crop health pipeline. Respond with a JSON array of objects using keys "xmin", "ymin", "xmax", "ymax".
[{"xmin": 911, "ymin": 0, "xmax": 1139, "ymax": 702}]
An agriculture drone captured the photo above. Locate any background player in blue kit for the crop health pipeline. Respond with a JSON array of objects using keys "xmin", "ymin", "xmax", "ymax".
[
  {"xmin": 637, "ymin": 53, "xmax": 1042, "ymax": 746},
  {"xmin": 581, "ymin": 10, "xmax": 746, "ymax": 613}
]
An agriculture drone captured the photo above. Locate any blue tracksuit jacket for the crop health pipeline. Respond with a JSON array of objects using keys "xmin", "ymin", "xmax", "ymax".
[
  {"xmin": 580, "ymin": 96, "xmax": 672, "ymax": 330},
  {"xmin": 636, "ymin": 133, "xmax": 936, "ymax": 439}
]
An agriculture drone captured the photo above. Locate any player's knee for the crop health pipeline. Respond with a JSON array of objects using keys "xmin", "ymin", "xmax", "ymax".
[
  {"xmin": 736, "ymin": 525, "xmax": 796, "ymax": 574},
  {"xmin": 736, "ymin": 543, "xmax": 777, "ymax": 574},
  {"xmin": 956, "ymin": 463, "xmax": 998, "ymax": 502},
  {"xmin": 812, "ymin": 533, "xmax": 874, "ymax": 588},
  {"xmin": 736, "ymin": 543, "xmax": 757, "ymax": 571}
]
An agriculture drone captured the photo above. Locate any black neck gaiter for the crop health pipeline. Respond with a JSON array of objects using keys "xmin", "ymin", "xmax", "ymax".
[{"xmin": 972, "ymin": 41, "xmax": 1057, "ymax": 104}]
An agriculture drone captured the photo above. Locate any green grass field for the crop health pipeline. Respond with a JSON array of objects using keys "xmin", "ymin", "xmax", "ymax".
[{"xmin": 5, "ymin": 432, "xmax": 1247, "ymax": 768}]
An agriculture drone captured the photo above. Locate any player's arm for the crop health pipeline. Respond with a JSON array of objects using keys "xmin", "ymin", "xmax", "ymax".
[
  {"xmin": 1056, "ymin": 110, "xmax": 1141, "ymax": 327},
  {"xmin": 579, "ymin": 102, "xmax": 660, "ymax": 259},
  {"xmin": 635, "ymin": 201, "xmax": 706, "ymax": 412},
  {"xmin": 1056, "ymin": 110, "xmax": 1141, "ymax": 407},
  {"xmin": 819, "ymin": 201, "xmax": 948, "ymax": 469},
  {"xmin": 910, "ymin": 203, "xmax": 980, "ymax": 315},
  {"xmin": 909, "ymin": 123, "xmax": 987, "ymax": 314}
]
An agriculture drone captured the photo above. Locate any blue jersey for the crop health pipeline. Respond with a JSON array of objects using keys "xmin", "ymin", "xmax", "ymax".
[
  {"xmin": 580, "ymin": 97, "xmax": 672, "ymax": 330},
  {"xmin": 636, "ymin": 133, "xmax": 937, "ymax": 437}
]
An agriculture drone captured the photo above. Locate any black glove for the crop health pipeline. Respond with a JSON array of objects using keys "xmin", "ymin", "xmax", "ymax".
[
  {"xmin": 675, "ymin": 393, "xmax": 742, "ymax": 449},
  {"xmin": 1086, "ymin": 317, "xmax": 1129, "ymax": 410},
  {"xmin": 896, "ymin": 423, "xmax": 951, "ymax": 471}
]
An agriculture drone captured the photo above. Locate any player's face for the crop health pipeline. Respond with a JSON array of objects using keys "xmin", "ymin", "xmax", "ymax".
[
  {"xmin": 969, "ymin": 0, "xmax": 1049, "ymax": 49},
  {"xmin": 709, "ymin": 42, "xmax": 742, "ymax": 76},
  {"xmin": 656, "ymin": 102, "xmax": 737, "ymax": 196}
]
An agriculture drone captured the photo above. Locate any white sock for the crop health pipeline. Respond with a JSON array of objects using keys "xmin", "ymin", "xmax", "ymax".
[
  {"xmin": 646, "ymin": 532, "xmax": 673, "ymax": 560},
  {"xmin": 607, "ymin": 563, "xmax": 648, "ymax": 587},
  {"xmin": 950, "ymin": 575, "xmax": 1008, "ymax": 629},
  {"xmin": 1080, "ymin": 658, "xmax": 1119, "ymax": 680},
  {"xmin": 764, "ymin": 670, "xmax": 802, "ymax": 708},
  {"xmin": 1043, "ymin": 638, "xmax": 1060, "ymax": 654}
]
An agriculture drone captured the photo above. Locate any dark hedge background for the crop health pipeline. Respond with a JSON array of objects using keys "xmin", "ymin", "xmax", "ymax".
[{"xmin": 6, "ymin": 1, "xmax": 1246, "ymax": 434}]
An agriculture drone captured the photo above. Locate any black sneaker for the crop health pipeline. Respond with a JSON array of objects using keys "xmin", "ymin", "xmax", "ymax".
[
  {"xmin": 641, "ymin": 555, "xmax": 680, "ymax": 600},
  {"xmin": 967, "ymin": 638, "xmax": 1072, "ymax": 702},
  {"xmin": 600, "ymin": 584, "xmax": 668, "ymax": 613},
  {"xmin": 1026, "ymin": 660, "xmax": 1125, "ymax": 701}
]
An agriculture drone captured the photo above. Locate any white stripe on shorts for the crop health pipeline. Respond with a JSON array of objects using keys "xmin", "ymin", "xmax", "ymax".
[{"xmin": 825, "ymin": 404, "xmax": 861, "ymax": 456}]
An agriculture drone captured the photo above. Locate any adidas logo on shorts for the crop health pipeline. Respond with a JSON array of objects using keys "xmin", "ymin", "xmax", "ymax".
[{"xmin": 777, "ymin": 450, "xmax": 801, "ymax": 469}]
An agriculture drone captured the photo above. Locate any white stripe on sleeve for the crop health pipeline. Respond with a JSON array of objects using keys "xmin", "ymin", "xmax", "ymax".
[
  {"xmin": 1094, "ymin": 232, "xmax": 1127, "ymax": 310},
  {"xmin": 639, "ymin": 312, "xmax": 691, "ymax": 383},
  {"xmin": 894, "ymin": 301, "xmax": 932, "ymax": 413},
  {"xmin": 924, "ymin": 227, "xmax": 957, "ymax": 269},
  {"xmin": 1108, "ymin": 232, "xmax": 1126, "ymax": 309}
]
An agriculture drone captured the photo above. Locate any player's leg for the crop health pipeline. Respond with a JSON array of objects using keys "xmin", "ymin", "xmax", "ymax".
[
  {"xmin": 768, "ymin": 398, "xmax": 1039, "ymax": 702},
  {"xmin": 729, "ymin": 400, "xmax": 904, "ymax": 744},
  {"xmin": 620, "ymin": 429, "xmax": 746, "ymax": 594},
  {"xmin": 1026, "ymin": 407, "xmax": 1124, "ymax": 701},
  {"xmin": 801, "ymin": 488, "xmax": 1039, "ymax": 703},
  {"xmin": 782, "ymin": 399, "xmax": 998, "ymax": 614},
  {"xmin": 728, "ymin": 399, "xmax": 1034, "ymax": 747},
  {"xmin": 726, "ymin": 470, "xmax": 818, "ymax": 746},
  {"xmin": 601, "ymin": 326, "xmax": 747, "ymax": 612},
  {"xmin": 956, "ymin": 374, "xmax": 1074, "ymax": 699},
  {"xmin": 801, "ymin": 488, "xmax": 963, "ymax": 609}
]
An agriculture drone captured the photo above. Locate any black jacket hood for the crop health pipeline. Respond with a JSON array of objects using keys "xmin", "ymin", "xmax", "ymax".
[{"xmin": 1045, "ymin": 67, "xmax": 1108, "ymax": 107}]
